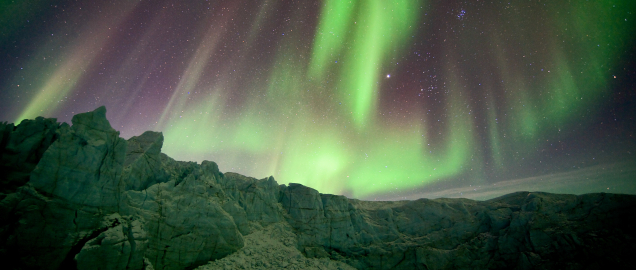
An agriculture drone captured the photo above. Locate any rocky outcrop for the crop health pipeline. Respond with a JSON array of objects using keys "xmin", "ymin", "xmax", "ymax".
[
  {"xmin": 1, "ymin": 107, "xmax": 635, "ymax": 270},
  {"xmin": 121, "ymin": 131, "xmax": 168, "ymax": 191},
  {"xmin": 0, "ymin": 107, "xmax": 245, "ymax": 270},
  {"xmin": 120, "ymin": 164, "xmax": 245, "ymax": 270},
  {"xmin": 279, "ymin": 187, "xmax": 636, "ymax": 269},
  {"xmin": 75, "ymin": 213, "xmax": 148, "ymax": 270},
  {"xmin": 197, "ymin": 222, "xmax": 356, "ymax": 270},
  {"xmin": 0, "ymin": 117, "xmax": 61, "ymax": 193}
]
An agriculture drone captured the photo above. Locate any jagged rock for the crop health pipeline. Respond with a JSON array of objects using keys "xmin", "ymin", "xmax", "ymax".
[
  {"xmin": 1, "ymin": 107, "xmax": 635, "ymax": 270},
  {"xmin": 0, "ymin": 107, "xmax": 245, "ymax": 270},
  {"xmin": 160, "ymin": 153, "xmax": 199, "ymax": 186},
  {"xmin": 29, "ymin": 106, "xmax": 127, "ymax": 210},
  {"xmin": 280, "ymin": 183, "xmax": 329, "ymax": 247},
  {"xmin": 1, "ymin": 182, "xmax": 106, "ymax": 270},
  {"xmin": 121, "ymin": 131, "xmax": 169, "ymax": 191},
  {"xmin": 0, "ymin": 107, "xmax": 127, "ymax": 270},
  {"xmin": 121, "ymin": 173, "xmax": 245, "ymax": 270},
  {"xmin": 221, "ymin": 200, "xmax": 251, "ymax": 236},
  {"xmin": 277, "ymin": 189, "xmax": 636, "ymax": 269},
  {"xmin": 222, "ymin": 173, "xmax": 284, "ymax": 226},
  {"xmin": 0, "ymin": 117, "xmax": 61, "ymax": 192},
  {"xmin": 75, "ymin": 213, "xmax": 148, "ymax": 270},
  {"xmin": 196, "ymin": 222, "xmax": 357, "ymax": 270},
  {"xmin": 319, "ymin": 194, "xmax": 367, "ymax": 249}
]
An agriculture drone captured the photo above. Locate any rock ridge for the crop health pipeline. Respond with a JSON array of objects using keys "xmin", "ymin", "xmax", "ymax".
[{"xmin": 0, "ymin": 107, "xmax": 634, "ymax": 270}]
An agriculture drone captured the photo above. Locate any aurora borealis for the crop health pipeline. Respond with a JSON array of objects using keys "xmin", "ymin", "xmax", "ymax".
[{"xmin": 1, "ymin": 0, "xmax": 635, "ymax": 200}]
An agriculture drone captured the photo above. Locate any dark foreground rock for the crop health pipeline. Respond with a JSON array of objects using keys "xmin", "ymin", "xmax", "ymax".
[{"xmin": 1, "ymin": 107, "xmax": 635, "ymax": 270}]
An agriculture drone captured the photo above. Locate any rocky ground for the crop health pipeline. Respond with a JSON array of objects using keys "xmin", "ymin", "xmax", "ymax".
[{"xmin": 196, "ymin": 222, "xmax": 356, "ymax": 270}]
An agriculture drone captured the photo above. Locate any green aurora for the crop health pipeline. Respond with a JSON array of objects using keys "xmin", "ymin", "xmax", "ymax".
[{"xmin": 1, "ymin": 0, "xmax": 635, "ymax": 198}]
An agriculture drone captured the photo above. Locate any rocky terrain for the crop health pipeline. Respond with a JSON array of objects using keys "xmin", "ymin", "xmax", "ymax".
[
  {"xmin": 196, "ymin": 222, "xmax": 356, "ymax": 270},
  {"xmin": 1, "ymin": 107, "xmax": 635, "ymax": 270}
]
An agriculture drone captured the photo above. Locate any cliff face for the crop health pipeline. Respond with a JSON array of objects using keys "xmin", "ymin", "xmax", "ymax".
[{"xmin": 1, "ymin": 107, "xmax": 635, "ymax": 270}]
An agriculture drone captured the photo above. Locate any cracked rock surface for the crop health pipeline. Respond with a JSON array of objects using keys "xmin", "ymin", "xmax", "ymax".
[
  {"xmin": 196, "ymin": 222, "xmax": 357, "ymax": 270},
  {"xmin": 1, "ymin": 107, "xmax": 635, "ymax": 270}
]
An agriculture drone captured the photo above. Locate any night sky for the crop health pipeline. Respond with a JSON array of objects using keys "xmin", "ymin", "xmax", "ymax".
[{"xmin": 1, "ymin": 0, "xmax": 635, "ymax": 200}]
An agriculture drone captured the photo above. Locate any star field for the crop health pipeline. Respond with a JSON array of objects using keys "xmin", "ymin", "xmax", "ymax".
[{"xmin": 1, "ymin": 0, "xmax": 635, "ymax": 199}]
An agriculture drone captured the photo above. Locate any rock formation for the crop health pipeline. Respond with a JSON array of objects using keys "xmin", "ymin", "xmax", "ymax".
[{"xmin": 0, "ymin": 107, "xmax": 635, "ymax": 270}]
